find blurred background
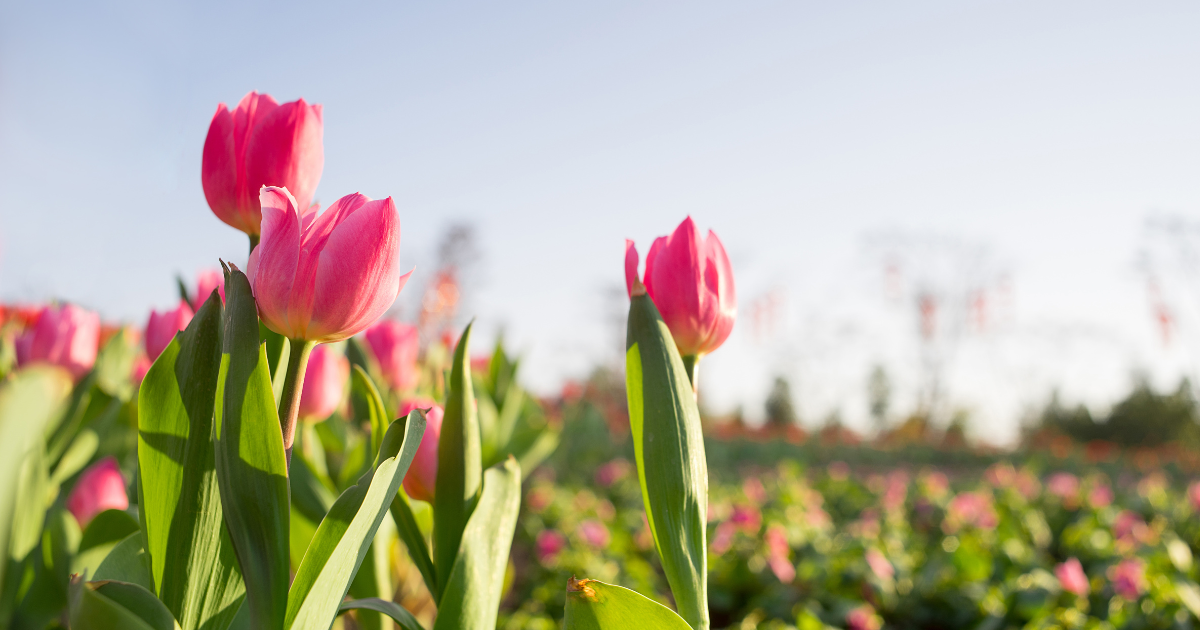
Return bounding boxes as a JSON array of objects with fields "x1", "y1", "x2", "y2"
[{"x1": 4, "y1": 0, "x2": 1200, "y2": 445}]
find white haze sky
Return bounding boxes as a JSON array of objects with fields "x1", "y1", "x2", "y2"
[{"x1": 3, "y1": 1, "x2": 1200, "y2": 443}]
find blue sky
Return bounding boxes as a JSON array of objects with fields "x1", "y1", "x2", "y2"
[{"x1": 3, "y1": 1, "x2": 1200, "y2": 441}]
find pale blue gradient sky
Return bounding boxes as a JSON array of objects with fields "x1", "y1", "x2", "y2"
[{"x1": 3, "y1": 1, "x2": 1200, "y2": 442}]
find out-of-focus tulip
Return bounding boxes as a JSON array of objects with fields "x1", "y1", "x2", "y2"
[
  {"x1": 624, "y1": 217, "x2": 736, "y2": 358},
  {"x1": 145, "y1": 301, "x2": 194, "y2": 361},
  {"x1": 1056, "y1": 558, "x2": 1089, "y2": 596},
  {"x1": 193, "y1": 269, "x2": 226, "y2": 311},
  {"x1": 1110, "y1": 558, "x2": 1146, "y2": 599},
  {"x1": 578, "y1": 520, "x2": 611, "y2": 548},
  {"x1": 536, "y1": 530, "x2": 567, "y2": 563},
  {"x1": 16, "y1": 304, "x2": 100, "y2": 379},
  {"x1": 846, "y1": 606, "x2": 883, "y2": 630},
  {"x1": 364, "y1": 320, "x2": 420, "y2": 392},
  {"x1": 132, "y1": 353, "x2": 152, "y2": 385},
  {"x1": 1047, "y1": 472, "x2": 1081, "y2": 504},
  {"x1": 66, "y1": 457, "x2": 128, "y2": 527},
  {"x1": 764, "y1": 524, "x2": 795, "y2": 583},
  {"x1": 866, "y1": 548, "x2": 894, "y2": 581},
  {"x1": 297, "y1": 344, "x2": 349, "y2": 422},
  {"x1": 399, "y1": 399, "x2": 443, "y2": 502},
  {"x1": 202, "y1": 92, "x2": 323, "y2": 238},
  {"x1": 944, "y1": 491, "x2": 998, "y2": 533},
  {"x1": 249, "y1": 187, "x2": 411, "y2": 343}
]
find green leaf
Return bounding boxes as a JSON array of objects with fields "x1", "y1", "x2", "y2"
[
  {"x1": 138, "y1": 290, "x2": 246, "y2": 630},
  {"x1": 625, "y1": 294, "x2": 709, "y2": 630},
  {"x1": 339, "y1": 598, "x2": 425, "y2": 630},
  {"x1": 48, "y1": 427, "x2": 99, "y2": 487},
  {"x1": 9, "y1": 444, "x2": 50, "y2": 561},
  {"x1": 431, "y1": 457, "x2": 521, "y2": 630},
  {"x1": 215, "y1": 264, "x2": 290, "y2": 630},
  {"x1": 14, "y1": 507, "x2": 79, "y2": 626},
  {"x1": 350, "y1": 365, "x2": 389, "y2": 466},
  {"x1": 390, "y1": 491, "x2": 436, "y2": 601},
  {"x1": 284, "y1": 411, "x2": 425, "y2": 630},
  {"x1": 346, "y1": 521, "x2": 394, "y2": 630},
  {"x1": 563, "y1": 579, "x2": 692, "y2": 630},
  {"x1": 95, "y1": 326, "x2": 140, "y2": 400},
  {"x1": 79, "y1": 509, "x2": 140, "y2": 553},
  {"x1": 94, "y1": 532, "x2": 153, "y2": 590},
  {"x1": 433, "y1": 322, "x2": 481, "y2": 601},
  {"x1": 289, "y1": 452, "x2": 336, "y2": 525},
  {"x1": 69, "y1": 576, "x2": 181, "y2": 630}
]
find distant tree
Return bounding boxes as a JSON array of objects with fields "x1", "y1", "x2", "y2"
[
  {"x1": 765, "y1": 376, "x2": 798, "y2": 427},
  {"x1": 867, "y1": 365, "x2": 892, "y2": 431},
  {"x1": 1030, "y1": 379, "x2": 1199, "y2": 447}
]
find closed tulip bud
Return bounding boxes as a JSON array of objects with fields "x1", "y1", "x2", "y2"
[
  {"x1": 145, "y1": 301, "x2": 194, "y2": 361},
  {"x1": 16, "y1": 304, "x2": 101, "y2": 379},
  {"x1": 66, "y1": 457, "x2": 129, "y2": 527},
  {"x1": 625, "y1": 217, "x2": 736, "y2": 358},
  {"x1": 249, "y1": 187, "x2": 411, "y2": 343},
  {"x1": 192, "y1": 269, "x2": 226, "y2": 311},
  {"x1": 202, "y1": 92, "x2": 323, "y2": 240},
  {"x1": 364, "y1": 320, "x2": 420, "y2": 392},
  {"x1": 297, "y1": 344, "x2": 349, "y2": 422},
  {"x1": 398, "y1": 398, "x2": 443, "y2": 502}
]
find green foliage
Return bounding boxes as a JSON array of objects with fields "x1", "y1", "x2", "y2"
[
  {"x1": 764, "y1": 376, "x2": 798, "y2": 428},
  {"x1": 1033, "y1": 378, "x2": 1200, "y2": 447},
  {"x1": 477, "y1": 339, "x2": 560, "y2": 474},
  {"x1": 563, "y1": 579, "x2": 691, "y2": 630}
]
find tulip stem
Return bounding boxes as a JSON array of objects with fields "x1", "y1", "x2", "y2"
[
  {"x1": 278, "y1": 338, "x2": 316, "y2": 465},
  {"x1": 682, "y1": 354, "x2": 699, "y2": 395},
  {"x1": 248, "y1": 233, "x2": 260, "y2": 255}
]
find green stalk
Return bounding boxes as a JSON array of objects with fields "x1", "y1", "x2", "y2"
[
  {"x1": 249, "y1": 233, "x2": 260, "y2": 255},
  {"x1": 681, "y1": 354, "x2": 699, "y2": 395},
  {"x1": 278, "y1": 338, "x2": 316, "y2": 464}
]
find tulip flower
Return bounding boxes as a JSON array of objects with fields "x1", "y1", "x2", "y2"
[
  {"x1": 398, "y1": 398, "x2": 443, "y2": 502},
  {"x1": 297, "y1": 344, "x2": 349, "y2": 422},
  {"x1": 145, "y1": 301, "x2": 194, "y2": 361},
  {"x1": 364, "y1": 320, "x2": 420, "y2": 392},
  {"x1": 193, "y1": 269, "x2": 226, "y2": 311},
  {"x1": 624, "y1": 216, "x2": 735, "y2": 386},
  {"x1": 1056, "y1": 557, "x2": 1089, "y2": 596},
  {"x1": 16, "y1": 304, "x2": 100, "y2": 379},
  {"x1": 249, "y1": 186, "x2": 411, "y2": 452},
  {"x1": 66, "y1": 457, "x2": 129, "y2": 527},
  {"x1": 1109, "y1": 558, "x2": 1146, "y2": 599},
  {"x1": 201, "y1": 92, "x2": 323, "y2": 246}
]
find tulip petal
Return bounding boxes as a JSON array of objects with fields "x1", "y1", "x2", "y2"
[
  {"x1": 251, "y1": 187, "x2": 304, "y2": 338},
  {"x1": 246, "y1": 99, "x2": 324, "y2": 214},
  {"x1": 201, "y1": 105, "x2": 246, "y2": 231},
  {"x1": 700, "y1": 230, "x2": 736, "y2": 354},
  {"x1": 624, "y1": 240, "x2": 640, "y2": 298}
]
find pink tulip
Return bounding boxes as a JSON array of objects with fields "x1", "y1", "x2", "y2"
[
  {"x1": 249, "y1": 187, "x2": 411, "y2": 343},
  {"x1": 536, "y1": 530, "x2": 567, "y2": 563},
  {"x1": 297, "y1": 344, "x2": 349, "y2": 422},
  {"x1": 399, "y1": 399, "x2": 443, "y2": 502},
  {"x1": 578, "y1": 520, "x2": 611, "y2": 548},
  {"x1": 1047, "y1": 472, "x2": 1080, "y2": 504},
  {"x1": 1056, "y1": 558, "x2": 1089, "y2": 596},
  {"x1": 364, "y1": 320, "x2": 420, "y2": 392},
  {"x1": 201, "y1": 92, "x2": 323, "y2": 237},
  {"x1": 846, "y1": 606, "x2": 882, "y2": 630},
  {"x1": 1109, "y1": 558, "x2": 1146, "y2": 599},
  {"x1": 624, "y1": 217, "x2": 736, "y2": 357},
  {"x1": 145, "y1": 301, "x2": 194, "y2": 361},
  {"x1": 193, "y1": 269, "x2": 226, "y2": 311},
  {"x1": 866, "y1": 548, "x2": 894, "y2": 581},
  {"x1": 16, "y1": 304, "x2": 100, "y2": 379},
  {"x1": 132, "y1": 353, "x2": 152, "y2": 384},
  {"x1": 66, "y1": 457, "x2": 128, "y2": 527}
]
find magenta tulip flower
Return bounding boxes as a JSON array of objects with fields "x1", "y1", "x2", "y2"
[
  {"x1": 66, "y1": 457, "x2": 128, "y2": 527},
  {"x1": 15, "y1": 304, "x2": 100, "y2": 379},
  {"x1": 398, "y1": 398, "x2": 443, "y2": 502},
  {"x1": 364, "y1": 320, "x2": 420, "y2": 392},
  {"x1": 145, "y1": 301, "x2": 194, "y2": 361},
  {"x1": 192, "y1": 269, "x2": 226, "y2": 311},
  {"x1": 1110, "y1": 558, "x2": 1146, "y2": 599},
  {"x1": 1056, "y1": 557, "x2": 1089, "y2": 596},
  {"x1": 297, "y1": 344, "x2": 349, "y2": 422},
  {"x1": 202, "y1": 92, "x2": 323, "y2": 241},
  {"x1": 625, "y1": 216, "x2": 735, "y2": 360}
]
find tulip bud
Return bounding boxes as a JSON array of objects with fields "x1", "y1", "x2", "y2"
[
  {"x1": 201, "y1": 92, "x2": 324, "y2": 239},
  {"x1": 66, "y1": 457, "x2": 129, "y2": 527},
  {"x1": 16, "y1": 304, "x2": 101, "y2": 379},
  {"x1": 192, "y1": 269, "x2": 226, "y2": 311},
  {"x1": 364, "y1": 320, "x2": 420, "y2": 392},
  {"x1": 145, "y1": 301, "x2": 194, "y2": 361},
  {"x1": 249, "y1": 187, "x2": 411, "y2": 343},
  {"x1": 297, "y1": 344, "x2": 349, "y2": 422},
  {"x1": 625, "y1": 217, "x2": 736, "y2": 359},
  {"x1": 398, "y1": 398, "x2": 443, "y2": 502}
]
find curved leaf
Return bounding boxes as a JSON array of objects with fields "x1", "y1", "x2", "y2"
[
  {"x1": 215, "y1": 264, "x2": 289, "y2": 630},
  {"x1": 390, "y1": 490, "x2": 436, "y2": 601},
  {"x1": 563, "y1": 579, "x2": 691, "y2": 630},
  {"x1": 285, "y1": 411, "x2": 425, "y2": 630},
  {"x1": 339, "y1": 598, "x2": 425, "y2": 630},
  {"x1": 69, "y1": 576, "x2": 181, "y2": 630},
  {"x1": 433, "y1": 322, "x2": 480, "y2": 601},
  {"x1": 94, "y1": 532, "x2": 153, "y2": 590},
  {"x1": 431, "y1": 457, "x2": 521, "y2": 630},
  {"x1": 350, "y1": 365, "x2": 389, "y2": 460},
  {"x1": 139, "y1": 290, "x2": 246, "y2": 630}
]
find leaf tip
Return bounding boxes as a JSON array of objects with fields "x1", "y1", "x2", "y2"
[{"x1": 567, "y1": 576, "x2": 598, "y2": 601}]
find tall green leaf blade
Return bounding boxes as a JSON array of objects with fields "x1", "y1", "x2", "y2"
[
  {"x1": 139, "y1": 291, "x2": 245, "y2": 630},
  {"x1": 69, "y1": 577, "x2": 181, "y2": 630},
  {"x1": 431, "y1": 457, "x2": 521, "y2": 630},
  {"x1": 563, "y1": 579, "x2": 692, "y2": 630},
  {"x1": 389, "y1": 491, "x2": 436, "y2": 600},
  {"x1": 339, "y1": 598, "x2": 425, "y2": 630},
  {"x1": 432, "y1": 322, "x2": 480, "y2": 601},
  {"x1": 625, "y1": 294, "x2": 709, "y2": 630},
  {"x1": 94, "y1": 532, "x2": 154, "y2": 589},
  {"x1": 215, "y1": 265, "x2": 290, "y2": 630},
  {"x1": 350, "y1": 365, "x2": 389, "y2": 465},
  {"x1": 285, "y1": 411, "x2": 425, "y2": 630}
]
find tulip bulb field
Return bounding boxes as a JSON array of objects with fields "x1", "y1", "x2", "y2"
[{"x1": 3, "y1": 90, "x2": 1200, "y2": 630}]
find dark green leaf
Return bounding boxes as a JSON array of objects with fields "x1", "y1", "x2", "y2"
[
  {"x1": 563, "y1": 579, "x2": 691, "y2": 630},
  {"x1": 390, "y1": 491, "x2": 436, "y2": 601},
  {"x1": 339, "y1": 598, "x2": 425, "y2": 630},
  {"x1": 350, "y1": 365, "x2": 389, "y2": 464},
  {"x1": 625, "y1": 294, "x2": 709, "y2": 630},
  {"x1": 69, "y1": 576, "x2": 181, "y2": 630},
  {"x1": 48, "y1": 427, "x2": 99, "y2": 487},
  {"x1": 431, "y1": 458, "x2": 521, "y2": 630},
  {"x1": 284, "y1": 411, "x2": 425, "y2": 630},
  {"x1": 94, "y1": 532, "x2": 153, "y2": 590},
  {"x1": 79, "y1": 509, "x2": 139, "y2": 553},
  {"x1": 215, "y1": 265, "x2": 289, "y2": 630},
  {"x1": 433, "y1": 322, "x2": 480, "y2": 601}
]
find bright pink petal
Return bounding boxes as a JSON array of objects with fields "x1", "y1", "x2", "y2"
[
  {"x1": 245, "y1": 98, "x2": 324, "y2": 215},
  {"x1": 624, "y1": 240, "x2": 640, "y2": 297},
  {"x1": 251, "y1": 187, "x2": 304, "y2": 338}
]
